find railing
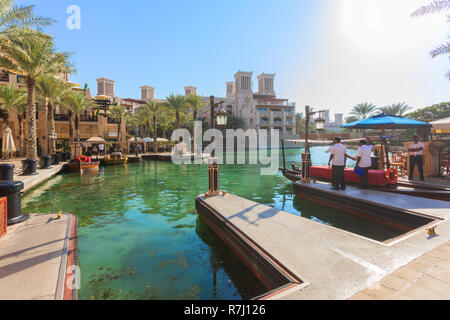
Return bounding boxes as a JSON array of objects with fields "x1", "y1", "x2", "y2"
[
  {"x1": 107, "y1": 118, "x2": 120, "y2": 124},
  {"x1": 80, "y1": 115, "x2": 98, "y2": 122},
  {"x1": 0, "y1": 197, "x2": 7, "y2": 239},
  {"x1": 273, "y1": 121, "x2": 284, "y2": 126},
  {"x1": 54, "y1": 114, "x2": 70, "y2": 121},
  {"x1": 0, "y1": 72, "x2": 9, "y2": 82}
]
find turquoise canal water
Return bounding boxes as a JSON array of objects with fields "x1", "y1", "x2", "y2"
[{"x1": 22, "y1": 147, "x2": 406, "y2": 300}]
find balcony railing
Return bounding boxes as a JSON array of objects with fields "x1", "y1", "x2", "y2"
[
  {"x1": 54, "y1": 114, "x2": 70, "y2": 121},
  {"x1": 273, "y1": 121, "x2": 284, "y2": 126},
  {"x1": 0, "y1": 72, "x2": 9, "y2": 82},
  {"x1": 107, "y1": 118, "x2": 120, "y2": 124},
  {"x1": 80, "y1": 115, "x2": 98, "y2": 122}
]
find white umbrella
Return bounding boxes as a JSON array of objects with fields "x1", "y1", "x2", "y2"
[
  {"x1": 2, "y1": 126, "x2": 16, "y2": 162},
  {"x1": 87, "y1": 137, "x2": 106, "y2": 143}
]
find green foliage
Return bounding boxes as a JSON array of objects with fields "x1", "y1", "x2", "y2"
[
  {"x1": 0, "y1": 0, "x2": 54, "y2": 35},
  {"x1": 0, "y1": 83, "x2": 26, "y2": 115},
  {"x1": 377, "y1": 103, "x2": 412, "y2": 117},
  {"x1": 406, "y1": 102, "x2": 450, "y2": 121},
  {"x1": 62, "y1": 91, "x2": 94, "y2": 115}
]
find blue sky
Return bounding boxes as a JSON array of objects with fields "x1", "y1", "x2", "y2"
[{"x1": 17, "y1": 0, "x2": 450, "y2": 116}]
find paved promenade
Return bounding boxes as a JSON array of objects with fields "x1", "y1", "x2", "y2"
[
  {"x1": 16, "y1": 163, "x2": 67, "y2": 193},
  {"x1": 350, "y1": 240, "x2": 450, "y2": 300},
  {"x1": 0, "y1": 213, "x2": 77, "y2": 300}
]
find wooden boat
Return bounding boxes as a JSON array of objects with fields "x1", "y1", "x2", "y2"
[
  {"x1": 102, "y1": 153, "x2": 128, "y2": 166},
  {"x1": 67, "y1": 161, "x2": 100, "y2": 174},
  {"x1": 127, "y1": 156, "x2": 142, "y2": 163},
  {"x1": 280, "y1": 168, "x2": 450, "y2": 202},
  {"x1": 280, "y1": 140, "x2": 450, "y2": 202}
]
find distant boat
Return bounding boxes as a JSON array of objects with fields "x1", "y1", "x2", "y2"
[{"x1": 102, "y1": 153, "x2": 128, "y2": 166}]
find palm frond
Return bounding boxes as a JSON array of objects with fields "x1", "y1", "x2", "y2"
[
  {"x1": 430, "y1": 42, "x2": 450, "y2": 58},
  {"x1": 411, "y1": 0, "x2": 450, "y2": 17}
]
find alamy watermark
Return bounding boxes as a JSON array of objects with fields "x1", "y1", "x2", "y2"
[
  {"x1": 66, "y1": 5, "x2": 81, "y2": 30},
  {"x1": 170, "y1": 122, "x2": 280, "y2": 175}
]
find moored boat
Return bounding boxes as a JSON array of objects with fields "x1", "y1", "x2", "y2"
[
  {"x1": 67, "y1": 156, "x2": 100, "y2": 174},
  {"x1": 102, "y1": 153, "x2": 128, "y2": 166}
]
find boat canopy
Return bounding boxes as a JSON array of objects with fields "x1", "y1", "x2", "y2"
[
  {"x1": 283, "y1": 137, "x2": 380, "y2": 145},
  {"x1": 341, "y1": 113, "x2": 432, "y2": 130}
]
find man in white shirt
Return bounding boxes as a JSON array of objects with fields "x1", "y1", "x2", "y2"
[
  {"x1": 328, "y1": 137, "x2": 349, "y2": 190},
  {"x1": 354, "y1": 137, "x2": 374, "y2": 189},
  {"x1": 408, "y1": 135, "x2": 425, "y2": 181},
  {"x1": 98, "y1": 143, "x2": 105, "y2": 156}
]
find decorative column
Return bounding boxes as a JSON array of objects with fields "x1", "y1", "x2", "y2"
[{"x1": 208, "y1": 158, "x2": 220, "y2": 196}]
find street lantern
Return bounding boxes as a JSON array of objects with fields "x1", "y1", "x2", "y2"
[
  {"x1": 216, "y1": 107, "x2": 228, "y2": 127},
  {"x1": 315, "y1": 113, "x2": 326, "y2": 132}
]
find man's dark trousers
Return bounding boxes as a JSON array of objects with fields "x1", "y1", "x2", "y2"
[
  {"x1": 409, "y1": 155, "x2": 424, "y2": 180},
  {"x1": 332, "y1": 165, "x2": 346, "y2": 189},
  {"x1": 360, "y1": 167, "x2": 370, "y2": 189}
]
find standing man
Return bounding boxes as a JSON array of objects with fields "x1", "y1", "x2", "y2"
[
  {"x1": 328, "y1": 137, "x2": 348, "y2": 191},
  {"x1": 353, "y1": 137, "x2": 374, "y2": 189},
  {"x1": 98, "y1": 143, "x2": 105, "y2": 157},
  {"x1": 408, "y1": 135, "x2": 425, "y2": 181}
]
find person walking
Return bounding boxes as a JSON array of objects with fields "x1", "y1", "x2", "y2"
[
  {"x1": 328, "y1": 137, "x2": 348, "y2": 191},
  {"x1": 353, "y1": 137, "x2": 374, "y2": 189},
  {"x1": 408, "y1": 135, "x2": 425, "y2": 181}
]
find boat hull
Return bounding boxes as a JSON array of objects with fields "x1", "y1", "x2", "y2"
[
  {"x1": 102, "y1": 157, "x2": 128, "y2": 166},
  {"x1": 67, "y1": 162, "x2": 100, "y2": 173},
  {"x1": 281, "y1": 169, "x2": 450, "y2": 202}
]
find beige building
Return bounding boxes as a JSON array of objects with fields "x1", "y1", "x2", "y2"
[
  {"x1": 200, "y1": 71, "x2": 297, "y2": 137},
  {"x1": 0, "y1": 70, "x2": 130, "y2": 157}
]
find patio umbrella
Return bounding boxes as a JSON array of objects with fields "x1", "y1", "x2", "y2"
[
  {"x1": 341, "y1": 113, "x2": 432, "y2": 169},
  {"x1": 2, "y1": 126, "x2": 16, "y2": 162},
  {"x1": 341, "y1": 113, "x2": 432, "y2": 130},
  {"x1": 87, "y1": 137, "x2": 106, "y2": 143},
  {"x1": 128, "y1": 137, "x2": 144, "y2": 143}
]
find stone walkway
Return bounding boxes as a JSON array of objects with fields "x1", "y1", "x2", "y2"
[
  {"x1": 15, "y1": 162, "x2": 68, "y2": 193},
  {"x1": 350, "y1": 241, "x2": 450, "y2": 300},
  {"x1": 0, "y1": 213, "x2": 77, "y2": 300}
]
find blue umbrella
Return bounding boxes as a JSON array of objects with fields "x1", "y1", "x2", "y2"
[{"x1": 341, "y1": 113, "x2": 432, "y2": 130}]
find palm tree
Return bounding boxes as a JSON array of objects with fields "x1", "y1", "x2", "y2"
[
  {"x1": 165, "y1": 94, "x2": 186, "y2": 129},
  {"x1": 186, "y1": 94, "x2": 205, "y2": 152},
  {"x1": 0, "y1": 28, "x2": 72, "y2": 160},
  {"x1": 0, "y1": 83, "x2": 26, "y2": 128},
  {"x1": 36, "y1": 75, "x2": 69, "y2": 155},
  {"x1": 14, "y1": 101, "x2": 26, "y2": 155},
  {"x1": 158, "y1": 109, "x2": 175, "y2": 139},
  {"x1": 412, "y1": 0, "x2": 450, "y2": 78},
  {"x1": 0, "y1": 0, "x2": 53, "y2": 35},
  {"x1": 62, "y1": 91, "x2": 94, "y2": 146},
  {"x1": 378, "y1": 103, "x2": 412, "y2": 117},
  {"x1": 350, "y1": 103, "x2": 377, "y2": 120},
  {"x1": 107, "y1": 104, "x2": 126, "y2": 152},
  {"x1": 141, "y1": 100, "x2": 164, "y2": 153}
]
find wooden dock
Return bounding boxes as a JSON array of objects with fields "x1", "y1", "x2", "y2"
[{"x1": 196, "y1": 186, "x2": 450, "y2": 300}]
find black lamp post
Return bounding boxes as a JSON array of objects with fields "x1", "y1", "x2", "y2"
[
  {"x1": 207, "y1": 98, "x2": 228, "y2": 197},
  {"x1": 302, "y1": 106, "x2": 326, "y2": 183}
]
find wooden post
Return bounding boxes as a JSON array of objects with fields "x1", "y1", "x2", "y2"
[{"x1": 282, "y1": 139, "x2": 286, "y2": 171}]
